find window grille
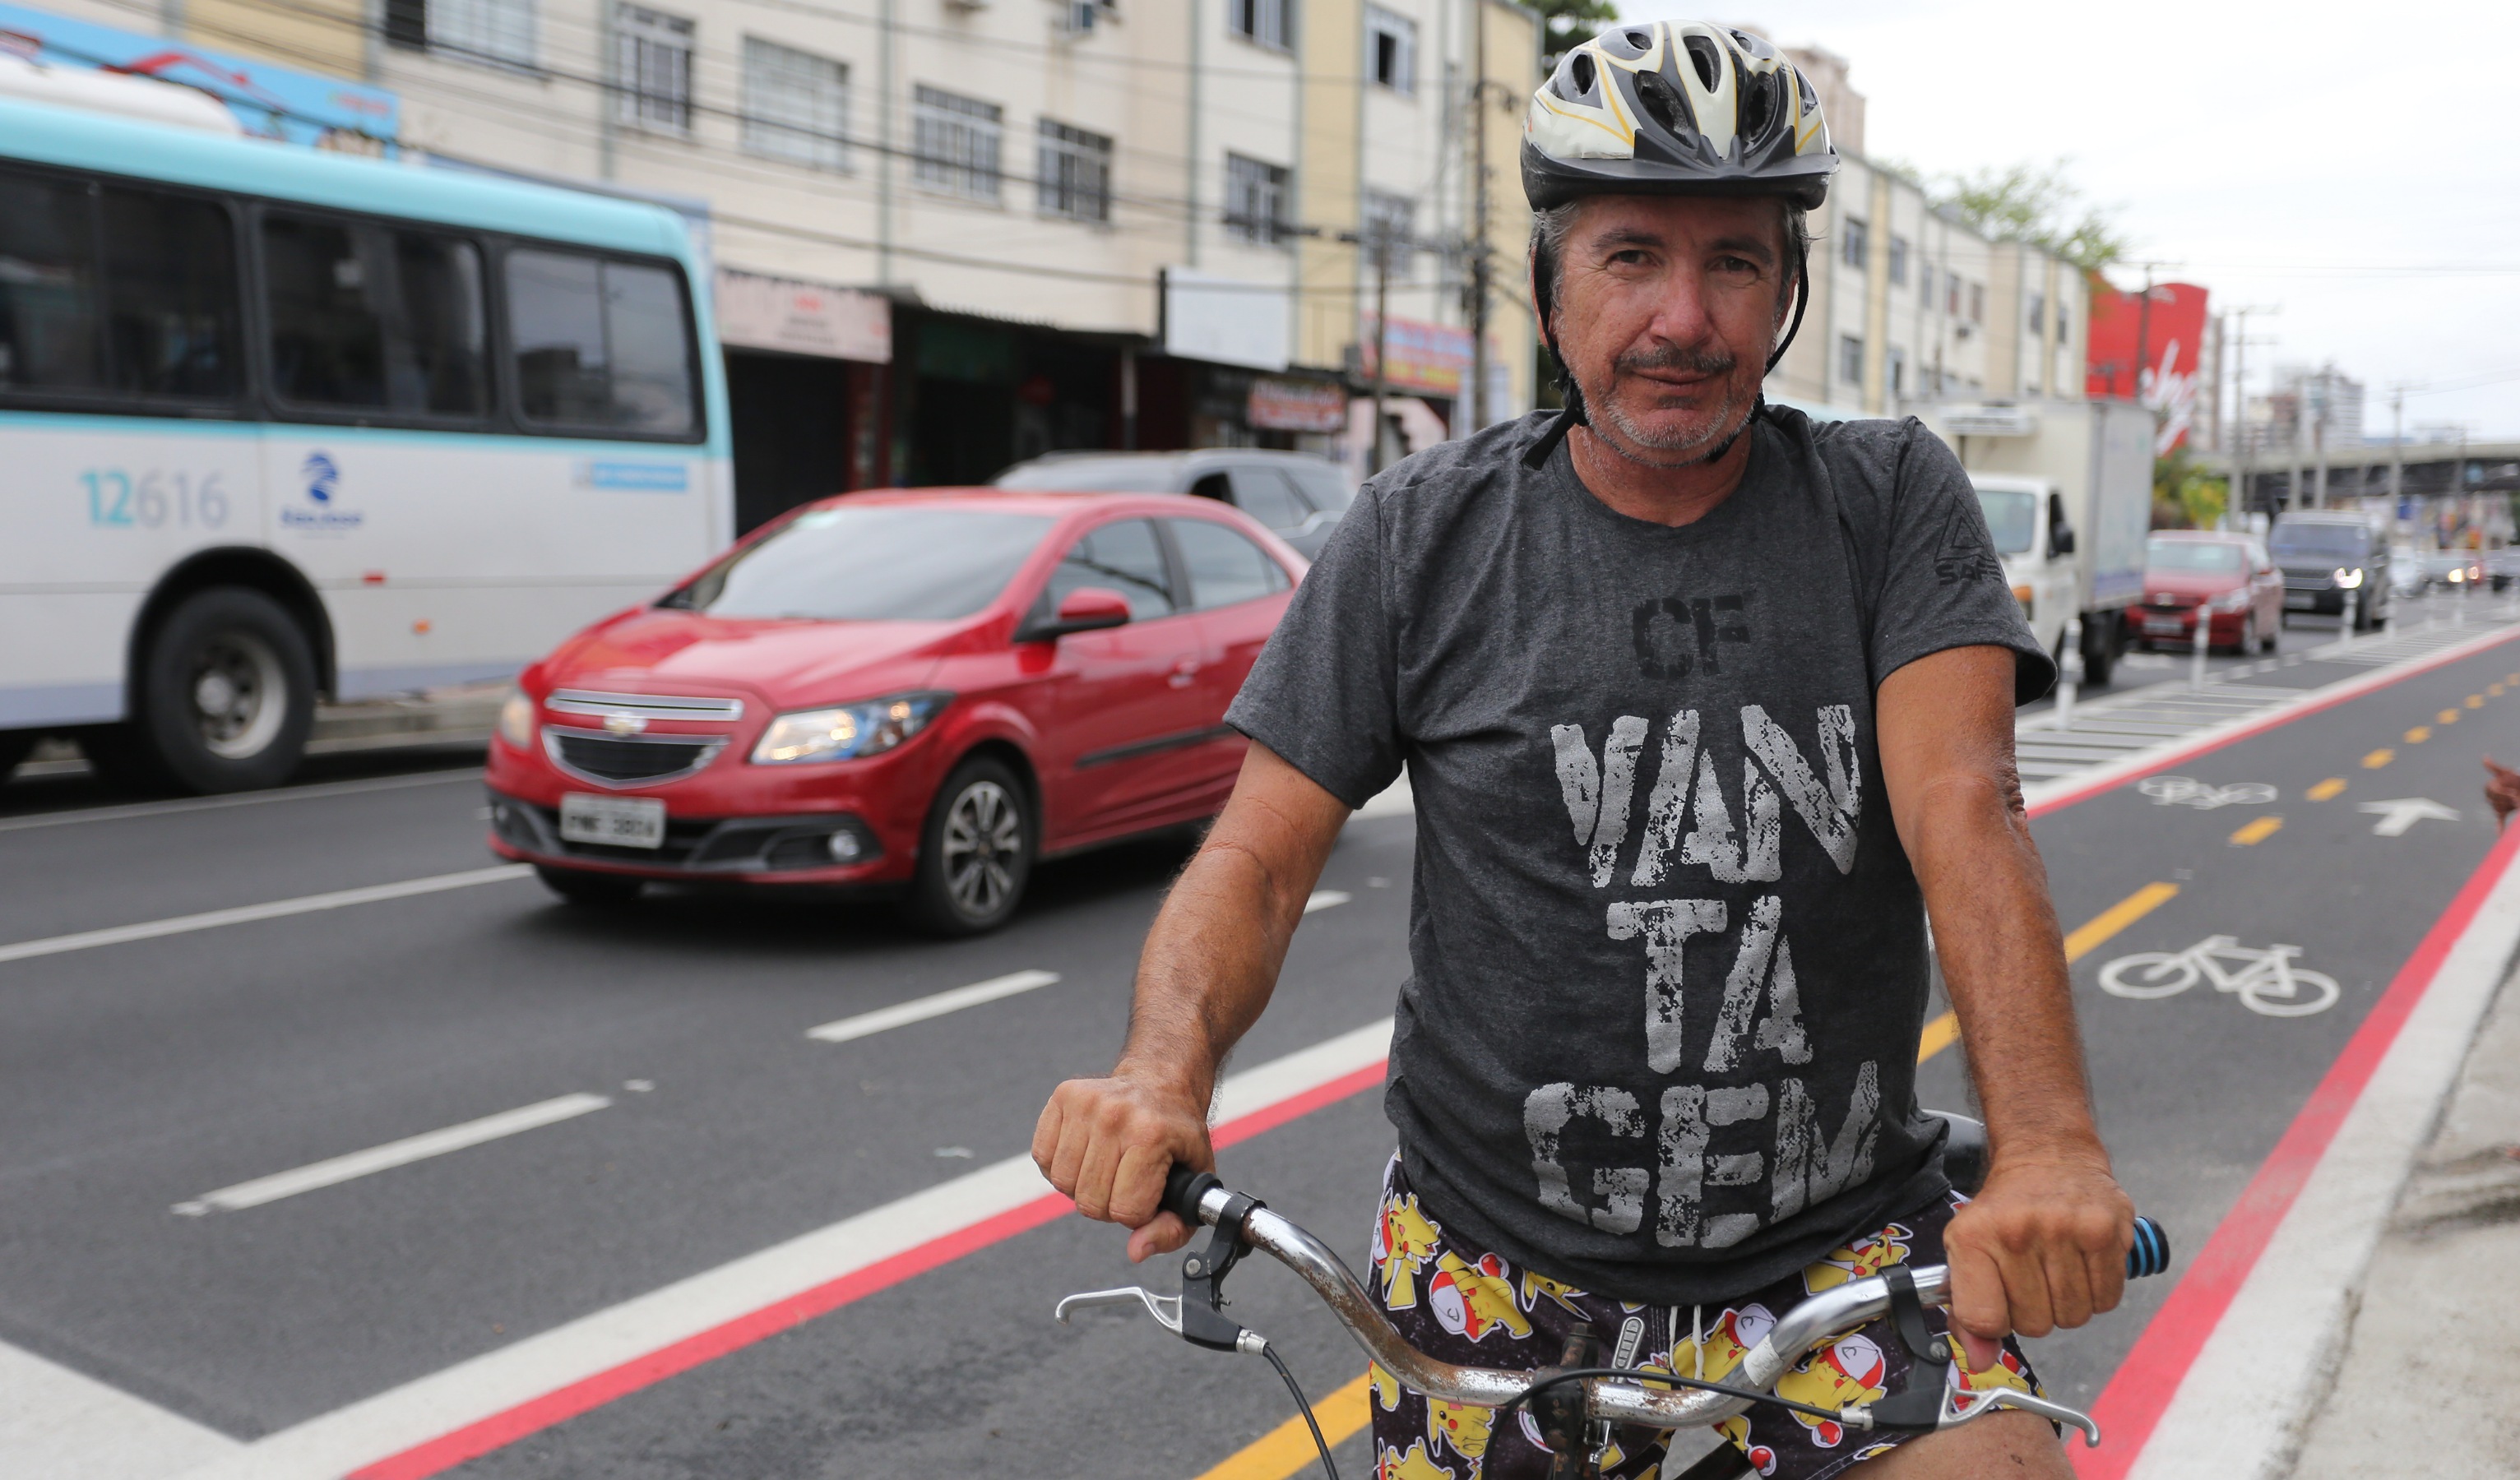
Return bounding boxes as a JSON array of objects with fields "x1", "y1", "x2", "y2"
[
  {"x1": 914, "y1": 86, "x2": 1004, "y2": 201},
  {"x1": 742, "y1": 39, "x2": 848, "y2": 171}
]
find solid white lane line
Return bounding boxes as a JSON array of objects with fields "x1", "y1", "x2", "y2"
[
  {"x1": 1304, "y1": 889, "x2": 1353, "y2": 913},
  {"x1": 804, "y1": 969, "x2": 1061, "y2": 1044},
  {"x1": 172, "y1": 1019, "x2": 1396, "y2": 1480},
  {"x1": 0, "y1": 1339, "x2": 240, "y2": 1478},
  {"x1": 0, "y1": 865, "x2": 532, "y2": 967},
  {"x1": 0, "y1": 769, "x2": 478, "y2": 835},
  {"x1": 172, "y1": 1094, "x2": 613, "y2": 1216}
]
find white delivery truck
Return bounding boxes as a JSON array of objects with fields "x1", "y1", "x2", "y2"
[{"x1": 1916, "y1": 400, "x2": 2156, "y2": 687}]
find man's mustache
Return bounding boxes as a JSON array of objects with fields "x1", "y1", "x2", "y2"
[{"x1": 1613, "y1": 343, "x2": 1737, "y2": 378}]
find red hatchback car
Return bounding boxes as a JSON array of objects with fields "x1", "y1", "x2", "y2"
[
  {"x1": 2126, "y1": 531, "x2": 2285, "y2": 656},
  {"x1": 484, "y1": 490, "x2": 1304, "y2": 933}
]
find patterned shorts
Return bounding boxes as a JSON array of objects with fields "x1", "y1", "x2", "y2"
[{"x1": 1365, "y1": 1157, "x2": 2046, "y2": 1480}]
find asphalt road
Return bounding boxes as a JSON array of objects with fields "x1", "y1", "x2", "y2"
[{"x1": 4, "y1": 597, "x2": 2517, "y2": 1479}]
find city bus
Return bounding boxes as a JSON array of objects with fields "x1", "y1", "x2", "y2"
[{"x1": 0, "y1": 95, "x2": 732, "y2": 793}]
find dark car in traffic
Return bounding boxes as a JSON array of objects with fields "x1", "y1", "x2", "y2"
[
  {"x1": 2271, "y1": 513, "x2": 2390, "y2": 631},
  {"x1": 992, "y1": 449, "x2": 1353, "y2": 558}
]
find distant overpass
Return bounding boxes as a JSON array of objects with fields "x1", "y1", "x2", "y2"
[{"x1": 2189, "y1": 437, "x2": 2520, "y2": 509}]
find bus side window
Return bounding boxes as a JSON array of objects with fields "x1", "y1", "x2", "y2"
[
  {"x1": 0, "y1": 169, "x2": 108, "y2": 395},
  {"x1": 262, "y1": 212, "x2": 489, "y2": 418},
  {"x1": 100, "y1": 188, "x2": 242, "y2": 400},
  {"x1": 505, "y1": 249, "x2": 696, "y2": 437}
]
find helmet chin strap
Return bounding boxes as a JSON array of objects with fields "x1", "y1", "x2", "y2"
[{"x1": 1522, "y1": 240, "x2": 1809, "y2": 474}]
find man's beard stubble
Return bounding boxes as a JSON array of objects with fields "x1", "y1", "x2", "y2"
[{"x1": 1581, "y1": 342, "x2": 1755, "y2": 469}]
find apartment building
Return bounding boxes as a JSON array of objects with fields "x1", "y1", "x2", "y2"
[{"x1": 23, "y1": 0, "x2": 1537, "y2": 520}]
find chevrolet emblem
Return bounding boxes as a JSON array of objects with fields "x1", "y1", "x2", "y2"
[{"x1": 603, "y1": 712, "x2": 647, "y2": 737}]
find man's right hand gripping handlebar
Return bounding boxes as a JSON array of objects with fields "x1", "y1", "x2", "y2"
[{"x1": 1031, "y1": 1069, "x2": 1216, "y2": 1265}]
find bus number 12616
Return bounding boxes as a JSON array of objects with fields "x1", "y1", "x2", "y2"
[{"x1": 82, "y1": 469, "x2": 230, "y2": 530}]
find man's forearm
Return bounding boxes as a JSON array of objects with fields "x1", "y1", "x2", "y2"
[
  {"x1": 1911, "y1": 775, "x2": 2105, "y2": 1161},
  {"x1": 1115, "y1": 830, "x2": 1313, "y2": 1102}
]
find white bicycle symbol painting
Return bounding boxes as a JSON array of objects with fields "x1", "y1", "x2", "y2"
[{"x1": 2098, "y1": 936, "x2": 2342, "y2": 1017}]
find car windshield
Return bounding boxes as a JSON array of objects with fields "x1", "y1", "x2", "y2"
[
  {"x1": 2146, "y1": 539, "x2": 2244, "y2": 573},
  {"x1": 662, "y1": 506, "x2": 1052, "y2": 621},
  {"x1": 1976, "y1": 488, "x2": 2036, "y2": 554},
  {"x1": 994, "y1": 458, "x2": 1184, "y2": 493},
  {"x1": 2271, "y1": 522, "x2": 2367, "y2": 560}
]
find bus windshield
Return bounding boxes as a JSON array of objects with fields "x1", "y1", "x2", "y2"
[
  {"x1": 665, "y1": 506, "x2": 1053, "y2": 622},
  {"x1": 1976, "y1": 488, "x2": 2037, "y2": 554}
]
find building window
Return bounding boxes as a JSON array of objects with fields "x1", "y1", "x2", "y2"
[
  {"x1": 387, "y1": 0, "x2": 537, "y2": 67},
  {"x1": 913, "y1": 85, "x2": 1003, "y2": 201},
  {"x1": 2027, "y1": 292, "x2": 2045, "y2": 335},
  {"x1": 1839, "y1": 216, "x2": 1867, "y2": 271},
  {"x1": 1038, "y1": 119, "x2": 1114, "y2": 223},
  {"x1": 1968, "y1": 282, "x2": 1984, "y2": 322},
  {"x1": 1887, "y1": 347, "x2": 1906, "y2": 398},
  {"x1": 1839, "y1": 334, "x2": 1863, "y2": 387},
  {"x1": 614, "y1": 4, "x2": 694, "y2": 133},
  {"x1": 2054, "y1": 306, "x2": 2068, "y2": 341},
  {"x1": 1225, "y1": 154, "x2": 1291, "y2": 245},
  {"x1": 1361, "y1": 189, "x2": 1415, "y2": 275},
  {"x1": 1888, "y1": 234, "x2": 1907, "y2": 288},
  {"x1": 1366, "y1": 5, "x2": 1415, "y2": 94},
  {"x1": 742, "y1": 39, "x2": 847, "y2": 171},
  {"x1": 1945, "y1": 271, "x2": 1960, "y2": 316},
  {"x1": 1228, "y1": 0, "x2": 1293, "y2": 50}
]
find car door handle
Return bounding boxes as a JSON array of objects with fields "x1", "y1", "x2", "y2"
[{"x1": 1168, "y1": 659, "x2": 1202, "y2": 688}]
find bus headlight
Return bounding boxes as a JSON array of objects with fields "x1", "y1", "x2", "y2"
[
  {"x1": 752, "y1": 693, "x2": 949, "y2": 764},
  {"x1": 2334, "y1": 567, "x2": 2365, "y2": 589},
  {"x1": 497, "y1": 687, "x2": 537, "y2": 749}
]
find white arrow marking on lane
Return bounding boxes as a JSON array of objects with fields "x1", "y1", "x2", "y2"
[{"x1": 2357, "y1": 798, "x2": 2462, "y2": 836}]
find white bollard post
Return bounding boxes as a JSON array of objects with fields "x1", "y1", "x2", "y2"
[
  {"x1": 2057, "y1": 616, "x2": 2084, "y2": 730},
  {"x1": 2193, "y1": 602, "x2": 2212, "y2": 689}
]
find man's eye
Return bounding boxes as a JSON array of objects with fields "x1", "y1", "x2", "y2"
[
  {"x1": 1609, "y1": 250, "x2": 1651, "y2": 266},
  {"x1": 1714, "y1": 256, "x2": 1759, "y2": 275}
]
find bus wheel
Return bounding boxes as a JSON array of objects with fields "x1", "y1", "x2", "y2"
[{"x1": 129, "y1": 588, "x2": 317, "y2": 794}]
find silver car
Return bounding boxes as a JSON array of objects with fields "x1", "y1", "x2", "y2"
[{"x1": 991, "y1": 449, "x2": 1354, "y2": 559}]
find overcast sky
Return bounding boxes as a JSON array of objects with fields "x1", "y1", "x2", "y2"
[{"x1": 1614, "y1": 0, "x2": 2520, "y2": 441}]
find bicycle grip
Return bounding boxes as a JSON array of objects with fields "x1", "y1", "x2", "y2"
[
  {"x1": 2126, "y1": 1216, "x2": 2171, "y2": 1279},
  {"x1": 1161, "y1": 1165, "x2": 1221, "y2": 1226}
]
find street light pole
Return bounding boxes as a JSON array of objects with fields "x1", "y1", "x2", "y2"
[{"x1": 1372, "y1": 233, "x2": 1392, "y2": 475}]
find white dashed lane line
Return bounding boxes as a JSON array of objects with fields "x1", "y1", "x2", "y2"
[
  {"x1": 804, "y1": 969, "x2": 1063, "y2": 1044},
  {"x1": 171, "y1": 1093, "x2": 614, "y2": 1216},
  {"x1": 0, "y1": 865, "x2": 534, "y2": 967}
]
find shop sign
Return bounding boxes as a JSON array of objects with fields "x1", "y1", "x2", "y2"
[
  {"x1": 1248, "y1": 377, "x2": 1347, "y2": 432},
  {"x1": 0, "y1": 0, "x2": 399, "y2": 150},
  {"x1": 1162, "y1": 268, "x2": 1290, "y2": 372},
  {"x1": 1355, "y1": 316, "x2": 1474, "y2": 396},
  {"x1": 716, "y1": 269, "x2": 892, "y2": 363}
]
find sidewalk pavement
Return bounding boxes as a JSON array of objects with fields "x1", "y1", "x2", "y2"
[{"x1": 2289, "y1": 964, "x2": 2520, "y2": 1478}]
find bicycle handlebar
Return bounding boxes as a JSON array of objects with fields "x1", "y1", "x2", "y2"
[{"x1": 1078, "y1": 1168, "x2": 2171, "y2": 1450}]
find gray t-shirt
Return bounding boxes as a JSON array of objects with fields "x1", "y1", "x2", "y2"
[{"x1": 1225, "y1": 405, "x2": 2051, "y2": 1305}]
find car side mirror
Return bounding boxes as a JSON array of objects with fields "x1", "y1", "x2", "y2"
[
  {"x1": 2050, "y1": 520, "x2": 2078, "y2": 557},
  {"x1": 1021, "y1": 586, "x2": 1133, "y2": 642}
]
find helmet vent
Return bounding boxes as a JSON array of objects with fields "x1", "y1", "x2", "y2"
[
  {"x1": 1684, "y1": 35, "x2": 1722, "y2": 92},
  {"x1": 1625, "y1": 29, "x2": 1650, "y2": 49},
  {"x1": 1741, "y1": 73, "x2": 1775, "y2": 137},
  {"x1": 1569, "y1": 51, "x2": 1596, "y2": 96},
  {"x1": 1633, "y1": 70, "x2": 1691, "y2": 137}
]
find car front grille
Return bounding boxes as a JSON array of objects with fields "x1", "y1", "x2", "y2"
[{"x1": 544, "y1": 729, "x2": 726, "y2": 786}]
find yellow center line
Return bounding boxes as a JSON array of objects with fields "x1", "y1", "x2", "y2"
[
  {"x1": 2407, "y1": 726, "x2": 2432, "y2": 743},
  {"x1": 2467, "y1": 695, "x2": 2485, "y2": 708},
  {"x1": 2438, "y1": 710, "x2": 2460, "y2": 725},
  {"x1": 2230, "y1": 816, "x2": 2284, "y2": 845},
  {"x1": 2365, "y1": 749, "x2": 2395, "y2": 769},
  {"x1": 2491, "y1": 684, "x2": 2506, "y2": 697},
  {"x1": 2307, "y1": 778, "x2": 2346, "y2": 801},
  {"x1": 1194, "y1": 1373, "x2": 1374, "y2": 1480},
  {"x1": 1193, "y1": 881, "x2": 2180, "y2": 1480}
]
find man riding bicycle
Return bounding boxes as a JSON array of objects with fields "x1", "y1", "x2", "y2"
[{"x1": 1038, "y1": 21, "x2": 2134, "y2": 1478}]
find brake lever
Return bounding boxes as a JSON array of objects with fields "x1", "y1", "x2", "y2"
[
  {"x1": 1944, "y1": 1385, "x2": 2102, "y2": 1448},
  {"x1": 1054, "y1": 1286, "x2": 1185, "y2": 1335}
]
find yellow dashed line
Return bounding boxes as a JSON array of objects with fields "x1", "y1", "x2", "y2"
[
  {"x1": 2439, "y1": 710, "x2": 2461, "y2": 725},
  {"x1": 2308, "y1": 778, "x2": 2347, "y2": 801},
  {"x1": 1918, "y1": 1011, "x2": 1961, "y2": 1063},
  {"x1": 2407, "y1": 726, "x2": 2432, "y2": 743},
  {"x1": 2230, "y1": 816, "x2": 2284, "y2": 845},
  {"x1": 2468, "y1": 695, "x2": 2485, "y2": 708},
  {"x1": 2365, "y1": 749, "x2": 2395, "y2": 768},
  {"x1": 2491, "y1": 683, "x2": 2507, "y2": 697},
  {"x1": 1194, "y1": 1373, "x2": 1374, "y2": 1480},
  {"x1": 2064, "y1": 882, "x2": 2182, "y2": 963}
]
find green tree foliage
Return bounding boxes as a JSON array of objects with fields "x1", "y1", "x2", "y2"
[
  {"x1": 1929, "y1": 161, "x2": 2129, "y2": 275},
  {"x1": 2152, "y1": 446, "x2": 2227, "y2": 530},
  {"x1": 1532, "y1": 0, "x2": 1620, "y2": 68}
]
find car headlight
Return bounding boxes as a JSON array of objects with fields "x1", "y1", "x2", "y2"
[
  {"x1": 751, "y1": 692, "x2": 949, "y2": 764},
  {"x1": 2334, "y1": 567, "x2": 2365, "y2": 589},
  {"x1": 497, "y1": 687, "x2": 536, "y2": 749}
]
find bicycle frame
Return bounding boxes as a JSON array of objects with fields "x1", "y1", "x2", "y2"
[{"x1": 1058, "y1": 1171, "x2": 2171, "y2": 1456}]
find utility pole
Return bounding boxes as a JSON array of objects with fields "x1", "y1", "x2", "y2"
[
  {"x1": 2388, "y1": 385, "x2": 2405, "y2": 506},
  {"x1": 1372, "y1": 232, "x2": 1392, "y2": 474},
  {"x1": 2226, "y1": 305, "x2": 2277, "y2": 527},
  {"x1": 2132, "y1": 263, "x2": 2156, "y2": 409}
]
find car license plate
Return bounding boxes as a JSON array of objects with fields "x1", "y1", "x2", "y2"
[
  {"x1": 2285, "y1": 593, "x2": 2316, "y2": 609},
  {"x1": 2144, "y1": 617, "x2": 2185, "y2": 636},
  {"x1": 560, "y1": 793, "x2": 666, "y2": 849}
]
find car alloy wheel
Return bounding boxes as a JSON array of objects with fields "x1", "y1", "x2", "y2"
[{"x1": 907, "y1": 756, "x2": 1034, "y2": 937}]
